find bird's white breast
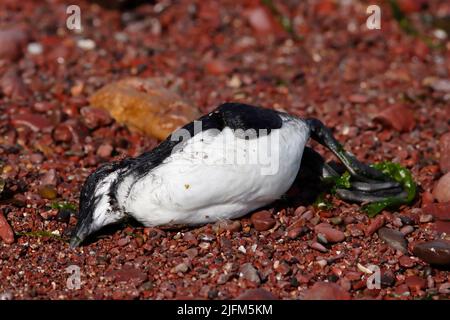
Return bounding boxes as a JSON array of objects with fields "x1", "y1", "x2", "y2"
[{"x1": 122, "y1": 116, "x2": 310, "y2": 226}]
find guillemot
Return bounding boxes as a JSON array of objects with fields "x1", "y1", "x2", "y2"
[{"x1": 69, "y1": 102, "x2": 407, "y2": 247}]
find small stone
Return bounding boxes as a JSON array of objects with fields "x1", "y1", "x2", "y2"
[
  {"x1": 399, "y1": 256, "x2": 415, "y2": 268},
  {"x1": 330, "y1": 216, "x2": 343, "y2": 225},
  {"x1": 348, "y1": 94, "x2": 369, "y2": 104},
  {"x1": 250, "y1": 210, "x2": 276, "y2": 231},
  {"x1": 303, "y1": 282, "x2": 350, "y2": 300},
  {"x1": 424, "y1": 77, "x2": 450, "y2": 93},
  {"x1": 204, "y1": 59, "x2": 230, "y2": 75},
  {"x1": 0, "y1": 211, "x2": 14, "y2": 244},
  {"x1": 38, "y1": 185, "x2": 58, "y2": 200},
  {"x1": 378, "y1": 227, "x2": 408, "y2": 253},
  {"x1": 317, "y1": 233, "x2": 328, "y2": 244},
  {"x1": 239, "y1": 263, "x2": 260, "y2": 284},
  {"x1": 56, "y1": 209, "x2": 73, "y2": 223},
  {"x1": 77, "y1": 38, "x2": 96, "y2": 50},
  {"x1": 400, "y1": 225, "x2": 414, "y2": 235},
  {"x1": 438, "y1": 283, "x2": 450, "y2": 294},
  {"x1": 243, "y1": 6, "x2": 280, "y2": 34},
  {"x1": 11, "y1": 114, "x2": 53, "y2": 132},
  {"x1": 380, "y1": 270, "x2": 395, "y2": 288},
  {"x1": 433, "y1": 172, "x2": 450, "y2": 203},
  {"x1": 171, "y1": 262, "x2": 189, "y2": 274},
  {"x1": 412, "y1": 240, "x2": 450, "y2": 266},
  {"x1": 0, "y1": 28, "x2": 28, "y2": 61},
  {"x1": 287, "y1": 226, "x2": 308, "y2": 240},
  {"x1": 438, "y1": 132, "x2": 450, "y2": 173},
  {"x1": 97, "y1": 144, "x2": 113, "y2": 158},
  {"x1": 310, "y1": 242, "x2": 328, "y2": 253},
  {"x1": 435, "y1": 221, "x2": 450, "y2": 235},
  {"x1": 80, "y1": 106, "x2": 113, "y2": 129},
  {"x1": 217, "y1": 273, "x2": 231, "y2": 285},
  {"x1": 0, "y1": 291, "x2": 13, "y2": 300},
  {"x1": 213, "y1": 220, "x2": 241, "y2": 233},
  {"x1": 314, "y1": 223, "x2": 345, "y2": 243},
  {"x1": 419, "y1": 214, "x2": 434, "y2": 223},
  {"x1": 117, "y1": 237, "x2": 130, "y2": 247},
  {"x1": 27, "y1": 42, "x2": 43, "y2": 55},
  {"x1": 89, "y1": 78, "x2": 200, "y2": 140},
  {"x1": 53, "y1": 124, "x2": 73, "y2": 143},
  {"x1": 374, "y1": 104, "x2": 416, "y2": 132},
  {"x1": 106, "y1": 266, "x2": 148, "y2": 285},
  {"x1": 41, "y1": 169, "x2": 57, "y2": 186},
  {"x1": 405, "y1": 275, "x2": 426, "y2": 290},
  {"x1": 365, "y1": 215, "x2": 385, "y2": 236},
  {"x1": 236, "y1": 288, "x2": 277, "y2": 300},
  {"x1": 423, "y1": 203, "x2": 450, "y2": 221}
]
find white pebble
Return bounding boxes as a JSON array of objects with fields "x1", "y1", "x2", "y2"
[
  {"x1": 77, "y1": 38, "x2": 96, "y2": 50},
  {"x1": 27, "y1": 42, "x2": 43, "y2": 55}
]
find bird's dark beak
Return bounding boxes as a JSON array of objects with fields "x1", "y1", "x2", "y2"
[{"x1": 69, "y1": 221, "x2": 90, "y2": 249}]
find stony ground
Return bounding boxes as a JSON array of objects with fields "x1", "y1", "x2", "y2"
[{"x1": 0, "y1": 0, "x2": 449, "y2": 300}]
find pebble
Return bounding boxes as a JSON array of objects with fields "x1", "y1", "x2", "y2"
[
  {"x1": 0, "y1": 291, "x2": 13, "y2": 300},
  {"x1": 250, "y1": 210, "x2": 276, "y2": 231},
  {"x1": 378, "y1": 227, "x2": 408, "y2": 253},
  {"x1": 77, "y1": 38, "x2": 96, "y2": 50},
  {"x1": 365, "y1": 215, "x2": 385, "y2": 236},
  {"x1": 399, "y1": 255, "x2": 415, "y2": 268},
  {"x1": 438, "y1": 283, "x2": 450, "y2": 294},
  {"x1": 400, "y1": 225, "x2": 414, "y2": 235},
  {"x1": 239, "y1": 263, "x2": 260, "y2": 284},
  {"x1": 97, "y1": 144, "x2": 113, "y2": 158},
  {"x1": 405, "y1": 275, "x2": 426, "y2": 290},
  {"x1": 433, "y1": 172, "x2": 450, "y2": 203},
  {"x1": 41, "y1": 169, "x2": 57, "y2": 186},
  {"x1": 56, "y1": 209, "x2": 72, "y2": 223},
  {"x1": 38, "y1": 185, "x2": 57, "y2": 200},
  {"x1": 27, "y1": 42, "x2": 43, "y2": 55},
  {"x1": 439, "y1": 132, "x2": 450, "y2": 173},
  {"x1": 423, "y1": 203, "x2": 450, "y2": 221},
  {"x1": 329, "y1": 216, "x2": 343, "y2": 225},
  {"x1": 317, "y1": 233, "x2": 328, "y2": 244},
  {"x1": 171, "y1": 262, "x2": 189, "y2": 274},
  {"x1": 424, "y1": 77, "x2": 450, "y2": 93},
  {"x1": 412, "y1": 240, "x2": 450, "y2": 266},
  {"x1": 80, "y1": 106, "x2": 113, "y2": 129},
  {"x1": 310, "y1": 241, "x2": 328, "y2": 253},
  {"x1": 105, "y1": 266, "x2": 148, "y2": 285},
  {"x1": 212, "y1": 220, "x2": 241, "y2": 233},
  {"x1": 53, "y1": 124, "x2": 73, "y2": 143},
  {"x1": 0, "y1": 211, "x2": 14, "y2": 244},
  {"x1": 89, "y1": 78, "x2": 200, "y2": 140},
  {"x1": 236, "y1": 288, "x2": 277, "y2": 300},
  {"x1": 374, "y1": 104, "x2": 416, "y2": 132},
  {"x1": 1, "y1": 68, "x2": 27, "y2": 99},
  {"x1": 314, "y1": 223, "x2": 345, "y2": 243},
  {"x1": 303, "y1": 282, "x2": 350, "y2": 300},
  {"x1": 0, "y1": 27, "x2": 28, "y2": 61},
  {"x1": 287, "y1": 226, "x2": 308, "y2": 240},
  {"x1": 11, "y1": 114, "x2": 53, "y2": 132},
  {"x1": 419, "y1": 214, "x2": 434, "y2": 223},
  {"x1": 243, "y1": 6, "x2": 279, "y2": 34}
]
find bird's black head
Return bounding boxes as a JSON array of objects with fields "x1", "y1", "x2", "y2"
[{"x1": 69, "y1": 162, "x2": 127, "y2": 248}]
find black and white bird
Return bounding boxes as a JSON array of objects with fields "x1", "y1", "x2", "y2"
[{"x1": 70, "y1": 103, "x2": 407, "y2": 247}]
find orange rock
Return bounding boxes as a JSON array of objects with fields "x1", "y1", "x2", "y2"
[
  {"x1": 0, "y1": 211, "x2": 14, "y2": 244},
  {"x1": 89, "y1": 78, "x2": 200, "y2": 140}
]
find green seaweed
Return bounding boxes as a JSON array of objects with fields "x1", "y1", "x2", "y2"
[
  {"x1": 49, "y1": 201, "x2": 77, "y2": 211},
  {"x1": 15, "y1": 230, "x2": 64, "y2": 241},
  {"x1": 362, "y1": 162, "x2": 416, "y2": 217}
]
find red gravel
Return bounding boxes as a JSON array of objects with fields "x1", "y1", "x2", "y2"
[{"x1": 0, "y1": 0, "x2": 449, "y2": 300}]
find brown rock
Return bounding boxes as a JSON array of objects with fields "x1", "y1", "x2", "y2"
[
  {"x1": 412, "y1": 240, "x2": 450, "y2": 266},
  {"x1": 38, "y1": 185, "x2": 57, "y2": 200},
  {"x1": 11, "y1": 114, "x2": 53, "y2": 132},
  {"x1": 303, "y1": 282, "x2": 351, "y2": 300},
  {"x1": 374, "y1": 104, "x2": 416, "y2": 132},
  {"x1": 105, "y1": 266, "x2": 148, "y2": 285},
  {"x1": 0, "y1": 211, "x2": 14, "y2": 244},
  {"x1": 236, "y1": 288, "x2": 277, "y2": 300},
  {"x1": 405, "y1": 275, "x2": 426, "y2": 290},
  {"x1": 0, "y1": 68, "x2": 28, "y2": 99},
  {"x1": 433, "y1": 172, "x2": 450, "y2": 203},
  {"x1": 53, "y1": 123, "x2": 73, "y2": 142},
  {"x1": 251, "y1": 210, "x2": 276, "y2": 231},
  {"x1": 434, "y1": 221, "x2": 450, "y2": 235},
  {"x1": 314, "y1": 223, "x2": 345, "y2": 243},
  {"x1": 378, "y1": 227, "x2": 408, "y2": 253},
  {"x1": 422, "y1": 202, "x2": 450, "y2": 221},
  {"x1": 399, "y1": 255, "x2": 415, "y2": 268},
  {"x1": 365, "y1": 215, "x2": 385, "y2": 236},
  {"x1": 0, "y1": 27, "x2": 28, "y2": 61},
  {"x1": 80, "y1": 106, "x2": 113, "y2": 129},
  {"x1": 243, "y1": 6, "x2": 281, "y2": 35},
  {"x1": 89, "y1": 77, "x2": 200, "y2": 140},
  {"x1": 439, "y1": 133, "x2": 450, "y2": 173}
]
